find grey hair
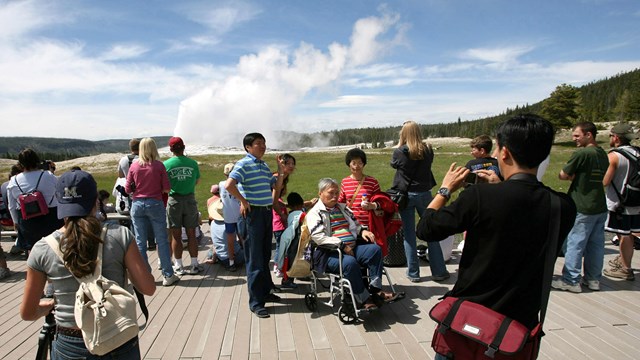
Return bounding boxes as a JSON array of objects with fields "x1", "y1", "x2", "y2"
[{"x1": 318, "y1": 178, "x2": 338, "y2": 192}]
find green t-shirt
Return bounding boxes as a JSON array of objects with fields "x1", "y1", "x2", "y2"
[
  {"x1": 563, "y1": 146, "x2": 609, "y2": 214},
  {"x1": 163, "y1": 156, "x2": 200, "y2": 196}
]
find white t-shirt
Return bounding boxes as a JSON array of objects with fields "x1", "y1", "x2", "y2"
[
  {"x1": 606, "y1": 146, "x2": 640, "y2": 215},
  {"x1": 117, "y1": 154, "x2": 138, "y2": 177},
  {"x1": 219, "y1": 180, "x2": 241, "y2": 224},
  {"x1": 7, "y1": 170, "x2": 58, "y2": 223}
]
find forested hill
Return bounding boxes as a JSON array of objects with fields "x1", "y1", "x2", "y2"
[
  {"x1": 0, "y1": 136, "x2": 171, "y2": 161},
  {"x1": 304, "y1": 68, "x2": 640, "y2": 147}
]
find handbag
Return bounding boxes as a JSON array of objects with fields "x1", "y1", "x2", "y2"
[
  {"x1": 429, "y1": 193, "x2": 561, "y2": 359},
  {"x1": 386, "y1": 188, "x2": 408, "y2": 210}
]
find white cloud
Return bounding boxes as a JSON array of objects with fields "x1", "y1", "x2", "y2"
[
  {"x1": 0, "y1": 0, "x2": 69, "y2": 40},
  {"x1": 319, "y1": 95, "x2": 381, "y2": 108},
  {"x1": 181, "y1": 2, "x2": 261, "y2": 34},
  {"x1": 459, "y1": 45, "x2": 534, "y2": 63},
  {"x1": 99, "y1": 44, "x2": 149, "y2": 61},
  {"x1": 174, "y1": 10, "x2": 404, "y2": 147}
]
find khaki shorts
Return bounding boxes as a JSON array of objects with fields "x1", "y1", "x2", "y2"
[{"x1": 166, "y1": 193, "x2": 199, "y2": 229}]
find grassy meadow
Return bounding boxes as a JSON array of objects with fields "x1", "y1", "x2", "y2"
[{"x1": 1, "y1": 132, "x2": 608, "y2": 217}]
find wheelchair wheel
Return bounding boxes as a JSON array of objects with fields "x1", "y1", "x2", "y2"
[
  {"x1": 338, "y1": 305, "x2": 357, "y2": 324},
  {"x1": 304, "y1": 293, "x2": 318, "y2": 311}
]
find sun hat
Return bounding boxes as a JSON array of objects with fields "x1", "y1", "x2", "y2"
[
  {"x1": 223, "y1": 162, "x2": 235, "y2": 176},
  {"x1": 611, "y1": 123, "x2": 639, "y2": 141},
  {"x1": 208, "y1": 198, "x2": 224, "y2": 222},
  {"x1": 55, "y1": 170, "x2": 98, "y2": 219}
]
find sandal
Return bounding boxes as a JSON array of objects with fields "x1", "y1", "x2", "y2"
[
  {"x1": 359, "y1": 297, "x2": 378, "y2": 311},
  {"x1": 377, "y1": 291, "x2": 403, "y2": 304}
]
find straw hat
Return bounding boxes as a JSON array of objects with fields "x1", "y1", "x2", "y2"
[{"x1": 208, "y1": 198, "x2": 224, "y2": 222}]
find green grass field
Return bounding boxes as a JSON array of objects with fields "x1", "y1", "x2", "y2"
[{"x1": 1, "y1": 133, "x2": 605, "y2": 217}]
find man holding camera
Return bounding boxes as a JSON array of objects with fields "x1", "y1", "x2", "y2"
[{"x1": 553, "y1": 121, "x2": 609, "y2": 292}]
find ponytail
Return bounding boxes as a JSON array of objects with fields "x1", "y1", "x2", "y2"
[{"x1": 59, "y1": 216, "x2": 103, "y2": 278}]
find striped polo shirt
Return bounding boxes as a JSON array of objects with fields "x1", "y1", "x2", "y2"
[{"x1": 229, "y1": 153, "x2": 276, "y2": 206}]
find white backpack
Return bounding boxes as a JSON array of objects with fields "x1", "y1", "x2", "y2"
[{"x1": 45, "y1": 227, "x2": 139, "y2": 355}]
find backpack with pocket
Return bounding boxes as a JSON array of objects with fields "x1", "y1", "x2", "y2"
[
  {"x1": 45, "y1": 227, "x2": 139, "y2": 356},
  {"x1": 611, "y1": 146, "x2": 640, "y2": 207},
  {"x1": 15, "y1": 171, "x2": 50, "y2": 220}
]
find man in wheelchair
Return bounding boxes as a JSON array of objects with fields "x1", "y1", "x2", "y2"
[{"x1": 306, "y1": 178, "x2": 402, "y2": 311}]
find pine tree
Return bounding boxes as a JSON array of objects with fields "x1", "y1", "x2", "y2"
[{"x1": 541, "y1": 84, "x2": 582, "y2": 128}]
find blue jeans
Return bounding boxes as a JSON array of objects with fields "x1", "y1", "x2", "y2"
[
  {"x1": 400, "y1": 191, "x2": 447, "y2": 279},
  {"x1": 130, "y1": 198, "x2": 173, "y2": 278},
  {"x1": 326, "y1": 243, "x2": 383, "y2": 304},
  {"x1": 238, "y1": 206, "x2": 274, "y2": 311},
  {"x1": 273, "y1": 229, "x2": 284, "y2": 265},
  {"x1": 52, "y1": 334, "x2": 140, "y2": 359},
  {"x1": 562, "y1": 211, "x2": 607, "y2": 284}
]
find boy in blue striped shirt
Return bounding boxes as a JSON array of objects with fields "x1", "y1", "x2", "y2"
[{"x1": 225, "y1": 133, "x2": 285, "y2": 318}]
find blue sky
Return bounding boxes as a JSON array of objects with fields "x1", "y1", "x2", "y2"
[{"x1": 1, "y1": 0, "x2": 639, "y2": 147}]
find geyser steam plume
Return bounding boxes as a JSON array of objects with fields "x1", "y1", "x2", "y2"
[{"x1": 174, "y1": 9, "x2": 405, "y2": 149}]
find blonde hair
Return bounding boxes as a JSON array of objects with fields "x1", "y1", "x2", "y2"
[
  {"x1": 398, "y1": 121, "x2": 428, "y2": 160},
  {"x1": 138, "y1": 137, "x2": 160, "y2": 165}
]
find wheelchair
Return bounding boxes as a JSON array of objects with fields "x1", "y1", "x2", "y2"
[{"x1": 303, "y1": 246, "x2": 399, "y2": 324}]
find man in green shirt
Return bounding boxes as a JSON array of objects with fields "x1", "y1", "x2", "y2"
[
  {"x1": 164, "y1": 137, "x2": 201, "y2": 275},
  {"x1": 553, "y1": 122, "x2": 609, "y2": 292}
]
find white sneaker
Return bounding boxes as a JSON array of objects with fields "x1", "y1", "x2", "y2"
[
  {"x1": 174, "y1": 267, "x2": 188, "y2": 276},
  {"x1": 551, "y1": 279, "x2": 582, "y2": 293},
  {"x1": 163, "y1": 274, "x2": 180, "y2": 286},
  {"x1": 187, "y1": 265, "x2": 202, "y2": 275},
  {"x1": 581, "y1": 279, "x2": 600, "y2": 291},
  {"x1": 273, "y1": 264, "x2": 282, "y2": 278}
]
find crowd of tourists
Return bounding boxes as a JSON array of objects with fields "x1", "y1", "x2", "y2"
[{"x1": 1, "y1": 114, "x2": 638, "y2": 358}]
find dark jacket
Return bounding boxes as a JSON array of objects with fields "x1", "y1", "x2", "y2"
[
  {"x1": 390, "y1": 145, "x2": 436, "y2": 192},
  {"x1": 417, "y1": 174, "x2": 576, "y2": 329}
]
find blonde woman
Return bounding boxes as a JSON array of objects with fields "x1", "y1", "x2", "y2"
[
  {"x1": 390, "y1": 121, "x2": 447, "y2": 283},
  {"x1": 125, "y1": 138, "x2": 179, "y2": 286}
]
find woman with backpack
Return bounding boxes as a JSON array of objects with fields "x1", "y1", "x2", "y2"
[
  {"x1": 6, "y1": 148, "x2": 63, "y2": 252},
  {"x1": 20, "y1": 169, "x2": 156, "y2": 359}
]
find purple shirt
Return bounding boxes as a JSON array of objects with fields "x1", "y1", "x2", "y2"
[{"x1": 126, "y1": 160, "x2": 170, "y2": 201}]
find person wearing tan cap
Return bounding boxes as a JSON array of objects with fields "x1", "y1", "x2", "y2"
[{"x1": 603, "y1": 123, "x2": 640, "y2": 281}]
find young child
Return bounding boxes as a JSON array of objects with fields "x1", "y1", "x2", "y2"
[
  {"x1": 464, "y1": 135, "x2": 500, "y2": 177},
  {"x1": 277, "y1": 192, "x2": 305, "y2": 288},
  {"x1": 272, "y1": 185, "x2": 288, "y2": 278}
]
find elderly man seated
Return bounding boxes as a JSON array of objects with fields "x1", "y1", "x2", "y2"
[{"x1": 306, "y1": 178, "x2": 401, "y2": 310}]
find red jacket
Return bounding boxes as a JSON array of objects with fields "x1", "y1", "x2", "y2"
[{"x1": 367, "y1": 192, "x2": 403, "y2": 256}]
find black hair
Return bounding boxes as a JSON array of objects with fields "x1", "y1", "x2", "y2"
[
  {"x1": 243, "y1": 133, "x2": 266, "y2": 152},
  {"x1": 18, "y1": 148, "x2": 40, "y2": 170},
  {"x1": 496, "y1": 114, "x2": 554, "y2": 169},
  {"x1": 9, "y1": 164, "x2": 23, "y2": 178},
  {"x1": 70, "y1": 166, "x2": 82, "y2": 171},
  {"x1": 282, "y1": 153, "x2": 296, "y2": 165},
  {"x1": 287, "y1": 192, "x2": 304, "y2": 207},
  {"x1": 345, "y1": 148, "x2": 367, "y2": 166}
]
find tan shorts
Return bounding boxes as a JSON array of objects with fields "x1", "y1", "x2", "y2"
[{"x1": 166, "y1": 193, "x2": 199, "y2": 229}]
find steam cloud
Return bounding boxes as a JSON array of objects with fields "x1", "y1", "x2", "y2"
[{"x1": 173, "y1": 9, "x2": 405, "y2": 149}]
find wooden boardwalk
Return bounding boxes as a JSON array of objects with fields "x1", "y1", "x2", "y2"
[{"x1": 1, "y1": 225, "x2": 639, "y2": 360}]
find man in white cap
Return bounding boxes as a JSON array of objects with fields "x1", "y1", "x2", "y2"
[{"x1": 603, "y1": 123, "x2": 639, "y2": 281}]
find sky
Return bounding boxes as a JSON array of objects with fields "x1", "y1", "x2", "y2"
[{"x1": 1, "y1": 0, "x2": 640, "y2": 148}]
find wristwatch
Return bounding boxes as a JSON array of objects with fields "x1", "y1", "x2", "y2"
[{"x1": 437, "y1": 187, "x2": 451, "y2": 200}]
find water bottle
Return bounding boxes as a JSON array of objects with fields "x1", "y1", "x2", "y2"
[{"x1": 361, "y1": 192, "x2": 369, "y2": 208}]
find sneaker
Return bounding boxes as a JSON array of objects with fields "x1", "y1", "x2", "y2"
[
  {"x1": 265, "y1": 293, "x2": 282, "y2": 302},
  {"x1": 432, "y1": 271, "x2": 450, "y2": 282},
  {"x1": 0, "y1": 268, "x2": 11, "y2": 280},
  {"x1": 280, "y1": 279, "x2": 298, "y2": 289},
  {"x1": 174, "y1": 267, "x2": 188, "y2": 276},
  {"x1": 581, "y1": 279, "x2": 600, "y2": 291},
  {"x1": 251, "y1": 307, "x2": 270, "y2": 318},
  {"x1": 273, "y1": 265, "x2": 282, "y2": 278},
  {"x1": 9, "y1": 245, "x2": 23, "y2": 255},
  {"x1": 226, "y1": 263, "x2": 238, "y2": 272},
  {"x1": 407, "y1": 277, "x2": 421, "y2": 283},
  {"x1": 187, "y1": 265, "x2": 202, "y2": 275},
  {"x1": 551, "y1": 279, "x2": 582, "y2": 293},
  {"x1": 608, "y1": 255, "x2": 622, "y2": 268},
  {"x1": 162, "y1": 274, "x2": 180, "y2": 286},
  {"x1": 603, "y1": 263, "x2": 635, "y2": 281}
]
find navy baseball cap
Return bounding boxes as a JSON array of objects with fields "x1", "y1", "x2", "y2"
[{"x1": 55, "y1": 170, "x2": 98, "y2": 219}]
